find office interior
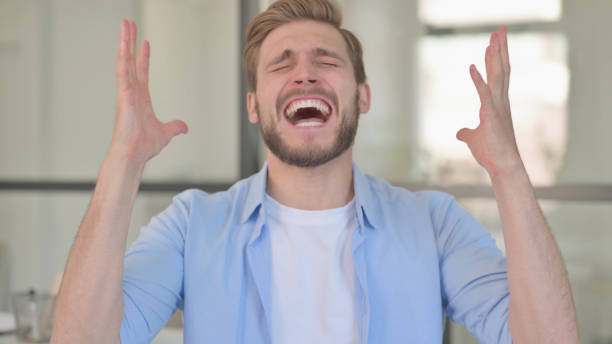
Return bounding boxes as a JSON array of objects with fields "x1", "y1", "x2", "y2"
[{"x1": 0, "y1": 0, "x2": 610, "y2": 343}]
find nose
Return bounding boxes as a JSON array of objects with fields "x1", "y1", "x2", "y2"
[{"x1": 292, "y1": 59, "x2": 319, "y2": 86}]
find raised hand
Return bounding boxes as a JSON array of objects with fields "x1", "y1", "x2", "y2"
[
  {"x1": 456, "y1": 27, "x2": 523, "y2": 179},
  {"x1": 111, "y1": 20, "x2": 188, "y2": 165}
]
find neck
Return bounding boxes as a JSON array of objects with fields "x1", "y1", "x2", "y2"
[{"x1": 266, "y1": 149, "x2": 355, "y2": 210}]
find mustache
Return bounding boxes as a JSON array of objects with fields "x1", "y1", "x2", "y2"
[{"x1": 276, "y1": 87, "x2": 338, "y2": 115}]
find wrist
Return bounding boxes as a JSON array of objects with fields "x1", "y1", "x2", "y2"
[
  {"x1": 106, "y1": 144, "x2": 148, "y2": 173},
  {"x1": 488, "y1": 158, "x2": 531, "y2": 190},
  {"x1": 486, "y1": 153, "x2": 526, "y2": 181},
  {"x1": 103, "y1": 147, "x2": 147, "y2": 183}
]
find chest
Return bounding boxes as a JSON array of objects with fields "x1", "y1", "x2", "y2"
[{"x1": 181, "y1": 219, "x2": 444, "y2": 342}]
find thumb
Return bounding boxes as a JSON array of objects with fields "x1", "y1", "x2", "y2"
[
  {"x1": 164, "y1": 119, "x2": 189, "y2": 138},
  {"x1": 456, "y1": 127, "x2": 475, "y2": 143}
]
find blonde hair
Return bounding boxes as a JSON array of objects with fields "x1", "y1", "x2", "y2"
[{"x1": 243, "y1": 0, "x2": 366, "y2": 91}]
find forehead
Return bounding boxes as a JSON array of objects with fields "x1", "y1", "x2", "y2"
[{"x1": 258, "y1": 20, "x2": 349, "y2": 64}]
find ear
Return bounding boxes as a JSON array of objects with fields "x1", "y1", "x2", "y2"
[
  {"x1": 357, "y1": 83, "x2": 371, "y2": 114},
  {"x1": 247, "y1": 91, "x2": 259, "y2": 124}
]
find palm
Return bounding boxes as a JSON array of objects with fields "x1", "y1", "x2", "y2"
[
  {"x1": 457, "y1": 27, "x2": 522, "y2": 178},
  {"x1": 111, "y1": 20, "x2": 188, "y2": 163}
]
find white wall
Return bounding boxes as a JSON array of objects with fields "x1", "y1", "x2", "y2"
[
  {"x1": 343, "y1": 0, "x2": 423, "y2": 182},
  {"x1": 561, "y1": 0, "x2": 612, "y2": 184},
  {"x1": 141, "y1": 0, "x2": 240, "y2": 182},
  {"x1": 0, "y1": 0, "x2": 240, "y2": 298}
]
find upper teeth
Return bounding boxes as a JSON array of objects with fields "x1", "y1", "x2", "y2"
[{"x1": 285, "y1": 99, "x2": 331, "y2": 118}]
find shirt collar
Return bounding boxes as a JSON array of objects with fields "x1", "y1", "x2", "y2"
[
  {"x1": 239, "y1": 161, "x2": 383, "y2": 230},
  {"x1": 352, "y1": 162, "x2": 383, "y2": 230},
  {"x1": 240, "y1": 161, "x2": 268, "y2": 224}
]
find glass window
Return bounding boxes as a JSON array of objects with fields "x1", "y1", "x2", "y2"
[
  {"x1": 0, "y1": 0, "x2": 241, "y2": 182},
  {"x1": 419, "y1": 0, "x2": 562, "y2": 26},
  {"x1": 0, "y1": 191, "x2": 174, "y2": 300},
  {"x1": 456, "y1": 198, "x2": 612, "y2": 344},
  {"x1": 417, "y1": 33, "x2": 569, "y2": 185}
]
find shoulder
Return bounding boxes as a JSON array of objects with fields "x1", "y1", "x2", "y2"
[
  {"x1": 170, "y1": 174, "x2": 259, "y2": 221},
  {"x1": 357, "y1": 172, "x2": 473, "y2": 236},
  {"x1": 361, "y1": 173, "x2": 457, "y2": 213}
]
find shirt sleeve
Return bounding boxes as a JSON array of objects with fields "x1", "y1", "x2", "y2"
[
  {"x1": 119, "y1": 192, "x2": 191, "y2": 344},
  {"x1": 431, "y1": 193, "x2": 513, "y2": 344}
]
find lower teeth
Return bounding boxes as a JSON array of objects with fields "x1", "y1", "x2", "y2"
[{"x1": 296, "y1": 121, "x2": 323, "y2": 127}]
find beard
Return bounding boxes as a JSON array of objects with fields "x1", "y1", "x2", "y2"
[{"x1": 257, "y1": 90, "x2": 360, "y2": 168}]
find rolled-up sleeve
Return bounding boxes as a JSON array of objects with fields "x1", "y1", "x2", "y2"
[
  {"x1": 120, "y1": 191, "x2": 191, "y2": 344},
  {"x1": 431, "y1": 193, "x2": 513, "y2": 344}
]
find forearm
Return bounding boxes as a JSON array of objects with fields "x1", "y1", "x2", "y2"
[
  {"x1": 490, "y1": 166, "x2": 579, "y2": 343},
  {"x1": 52, "y1": 151, "x2": 145, "y2": 343}
]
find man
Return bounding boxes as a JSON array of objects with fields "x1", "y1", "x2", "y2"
[{"x1": 52, "y1": 0, "x2": 579, "y2": 343}]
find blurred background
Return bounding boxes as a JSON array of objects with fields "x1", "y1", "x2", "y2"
[{"x1": 0, "y1": 0, "x2": 610, "y2": 343}]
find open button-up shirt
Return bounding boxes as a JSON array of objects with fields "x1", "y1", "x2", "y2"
[{"x1": 120, "y1": 163, "x2": 512, "y2": 343}]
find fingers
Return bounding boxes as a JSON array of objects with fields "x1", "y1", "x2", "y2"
[
  {"x1": 470, "y1": 64, "x2": 491, "y2": 107},
  {"x1": 485, "y1": 32, "x2": 505, "y2": 97},
  {"x1": 456, "y1": 127, "x2": 475, "y2": 143},
  {"x1": 163, "y1": 120, "x2": 189, "y2": 138},
  {"x1": 117, "y1": 20, "x2": 137, "y2": 89},
  {"x1": 116, "y1": 20, "x2": 130, "y2": 90},
  {"x1": 498, "y1": 27, "x2": 511, "y2": 93},
  {"x1": 129, "y1": 21, "x2": 137, "y2": 64},
  {"x1": 137, "y1": 40, "x2": 150, "y2": 84},
  {"x1": 129, "y1": 21, "x2": 139, "y2": 83},
  {"x1": 498, "y1": 27, "x2": 510, "y2": 73},
  {"x1": 117, "y1": 20, "x2": 149, "y2": 89}
]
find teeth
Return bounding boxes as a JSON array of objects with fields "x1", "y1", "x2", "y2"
[
  {"x1": 295, "y1": 121, "x2": 324, "y2": 127},
  {"x1": 285, "y1": 99, "x2": 331, "y2": 118}
]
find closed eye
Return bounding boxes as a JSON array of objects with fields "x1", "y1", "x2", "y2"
[{"x1": 271, "y1": 65, "x2": 290, "y2": 72}]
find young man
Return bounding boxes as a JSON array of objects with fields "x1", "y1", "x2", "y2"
[{"x1": 52, "y1": 0, "x2": 579, "y2": 343}]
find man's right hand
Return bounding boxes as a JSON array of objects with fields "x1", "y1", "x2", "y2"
[
  {"x1": 111, "y1": 20, "x2": 188, "y2": 165},
  {"x1": 51, "y1": 21, "x2": 189, "y2": 344}
]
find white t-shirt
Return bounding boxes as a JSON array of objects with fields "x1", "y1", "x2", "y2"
[{"x1": 264, "y1": 194, "x2": 359, "y2": 344}]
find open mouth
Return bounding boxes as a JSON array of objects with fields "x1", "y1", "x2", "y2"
[{"x1": 284, "y1": 98, "x2": 331, "y2": 127}]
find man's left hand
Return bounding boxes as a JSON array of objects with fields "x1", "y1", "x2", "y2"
[{"x1": 457, "y1": 27, "x2": 524, "y2": 179}]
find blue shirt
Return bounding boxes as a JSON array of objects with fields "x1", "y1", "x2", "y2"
[{"x1": 120, "y1": 163, "x2": 512, "y2": 343}]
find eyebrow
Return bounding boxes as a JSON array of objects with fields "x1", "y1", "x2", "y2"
[
  {"x1": 312, "y1": 48, "x2": 345, "y2": 63},
  {"x1": 266, "y1": 49, "x2": 293, "y2": 69},
  {"x1": 265, "y1": 48, "x2": 346, "y2": 69}
]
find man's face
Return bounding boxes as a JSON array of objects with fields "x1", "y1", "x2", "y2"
[{"x1": 247, "y1": 20, "x2": 370, "y2": 168}]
